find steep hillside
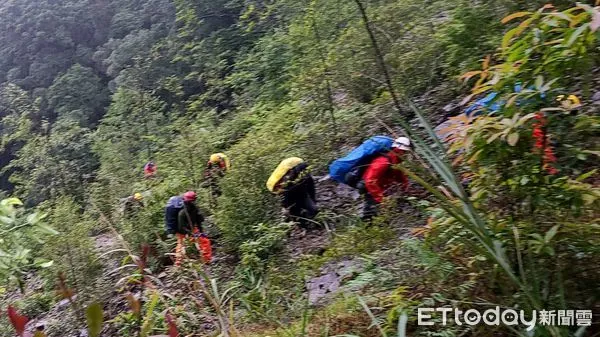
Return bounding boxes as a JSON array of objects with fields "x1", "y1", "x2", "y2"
[{"x1": 0, "y1": 0, "x2": 598, "y2": 336}]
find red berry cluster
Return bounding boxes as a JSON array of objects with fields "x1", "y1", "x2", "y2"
[{"x1": 532, "y1": 112, "x2": 558, "y2": 175}]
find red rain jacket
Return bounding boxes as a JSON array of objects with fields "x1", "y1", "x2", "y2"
[{"x1": 362, "y1": 152, "x2": 408, "y2": 203}]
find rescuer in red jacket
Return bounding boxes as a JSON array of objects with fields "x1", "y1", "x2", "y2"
[{"x1": 360, "y1": 137, "x2": 411, "y2": 220}]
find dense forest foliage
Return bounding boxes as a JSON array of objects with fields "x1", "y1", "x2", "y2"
[{"x1": 0, "y1": 0, "x2": 598, "y2": 336}]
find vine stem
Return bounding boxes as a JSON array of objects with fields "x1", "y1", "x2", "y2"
[{"x1": 352, "y1": 0, "x2": 414, "y2": 120}]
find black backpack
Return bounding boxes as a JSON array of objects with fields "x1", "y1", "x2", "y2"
[{"x1": 344, "y1": 153, "x2": 390, "y2": 190}]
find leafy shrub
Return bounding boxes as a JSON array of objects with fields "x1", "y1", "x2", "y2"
[
  {"x1": 239, "y1": 222, "x2": 292, "y2": 270},
  {"x1": 437, "y1": 1, "x2": 504, "y2": 76},
  {"x1": 214, "y1": 104, "x2": 310, "y2": 251},
  {"x1": 37, "y1": 197, "x2": 101, "y2": 298},
  {"x1": 15, "y1": 292, "x2": 54, "y2": 318},
  {"x1": 0, "y1": 198, "x2": 56, "y2": 289},
  {"x1": 417, "y1": 4, "x2": 600, "y2": 335}
]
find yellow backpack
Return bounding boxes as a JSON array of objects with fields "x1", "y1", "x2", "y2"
[{"x1": 266, "y1": 157, "x2": 304, "y2": 193}]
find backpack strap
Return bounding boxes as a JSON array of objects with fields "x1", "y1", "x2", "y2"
[{"x1": 182, "y1": 205, "x2": 196, "y2": 230}]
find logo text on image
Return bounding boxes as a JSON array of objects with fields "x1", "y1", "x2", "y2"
[{"x1": 418, "y1": 307, "x2": 592, "y2": 331}]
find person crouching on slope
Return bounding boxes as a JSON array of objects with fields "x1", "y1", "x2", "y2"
[
  {"x1": 175, "y1": 191, "x2": 211, "y2": 265},
  {"x1": 144, "y1": 161, "x2": 157, "y2": 178},
  {"x1": 267, "y1": 157, "x2": 319, "y2": 229},
  {"x1": 122, "y1": 192, "x2": 144, "y2": 219},
  {"x1": 204, "y1": 153, "x2": 230, "y2": 199},
  {"x1": 165, "y1": 195, "x2": 184, "y2": 236},
  {"x1": 360, "y1": 137, "x2": 411, "y2": 220}
]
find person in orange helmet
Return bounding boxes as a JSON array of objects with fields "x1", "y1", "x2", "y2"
[{"x1": 174, "y1": 191, "x2": 211, "y2": 265}]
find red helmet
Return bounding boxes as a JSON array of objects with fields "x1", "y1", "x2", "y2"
[{"x1": 183, "y1": 191, "x2": 197, "y2": 202}]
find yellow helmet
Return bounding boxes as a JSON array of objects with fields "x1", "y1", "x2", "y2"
[
  {"x1": 133, "y1": 193, "x2": 143, "y2": 201},
  {"x1": 567, "y1": 94, "x2": 581, "y2": 106},
  {"x1": 556, "y1": 94, "x2": 581, "y2": 110},
  {"x1": 209, "y1": 153, "x2": 231, "y2": 169}
]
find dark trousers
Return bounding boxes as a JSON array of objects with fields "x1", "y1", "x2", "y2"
[
  {"x1": 361, "y1": 193, "x2": 379, "y2": 221},
  {"x1": 282, "y1": 176, "x2": 318, "y2": 228},
  {"x1": 289, "y1": 194, "x2": 318, "y2": 219},
  {"x1": 208, "y1": 180, "x2": 221, "y2": 199}
]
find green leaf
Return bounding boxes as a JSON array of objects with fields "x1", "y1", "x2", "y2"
[
  {"x1": 0, "y1": 198, "x2": 23, "y2": 207},
  {"x1": 507, "y1": 41, "x2": 527, "y2": 61},
  {"x1": 26, "y1": 212, "x2": 46, "y2": 224},
  {"x1": 86, "y1": 302, "x2": 104, "y2": 337},
  {"x1": 566, "y1": 23, "x2": 590, "y2": 47},
  {"x1": 39, "y1": 261, "x2": 54, "y2": 268},
  {"x1": 576, "y1": 169, "x2": 597, "y2": 182},
  {"x1": 502, "y1": 27, "x2": 520, "y2": 50},
  {"x1": 502, "y1": 11, "x2": 532, "y2": 24},
  {"x1": 487, "y1": 132, "x2": 502, "y2": 144},
  {"x1": 535, "y1": 75, "x2": 544, "y2": 90},
  {"x1": 507, "y1": 132, "x2": 520, "y2": 146},
  {"x1": 582, "y1": 150, "x2": 600, "y2": 157},
  {"x1": 531, "y1": 233, "x2": 544, "y2": 241},
  {"x1": 26, "y1": 213, "x2": 37, "y2": 224},
  {"x1": 541, "y1": 78, "x2": 559, "y2": 92},
  {"x1": 546, "y1": 11, "x2": 572, "y2": 22},
  {"x1": 545, "y1": 18, "x2": 560, "y2": 27},
  {"x1": 544, "y1": 225, "x2": 560, "y2": 242},
  {"x1": 36, "y1": 223, "x2": 59, "y2": 235},
  {"x1": 582, "y1": 193, "x2": 597, "y2": 205},
  {"x1": 15, "y1": 248, "x2": 32, "y2": 260},
  {"x1": 141, "y1": 292, "x2": 160, "y2": 337},
  {"x1": 492, "y1": 240, "x2": 513, "y2": 274},
  {"x1": 0, "y1": 215, "x2": 14, "y2": 225}
]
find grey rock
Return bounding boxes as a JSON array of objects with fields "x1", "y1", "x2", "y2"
[
  {"x1": 306, "y1": 259, "x2": 365, "y2": 305},
  {"x1": 307, "y1": 272, "x2": 340, "y2": 305},
  {"x1": 56, "y1": 294, "x2": 77, "y2": 310},
  {"x1": 35, "y1": 321, "x2": 46, "y2": 330}
]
